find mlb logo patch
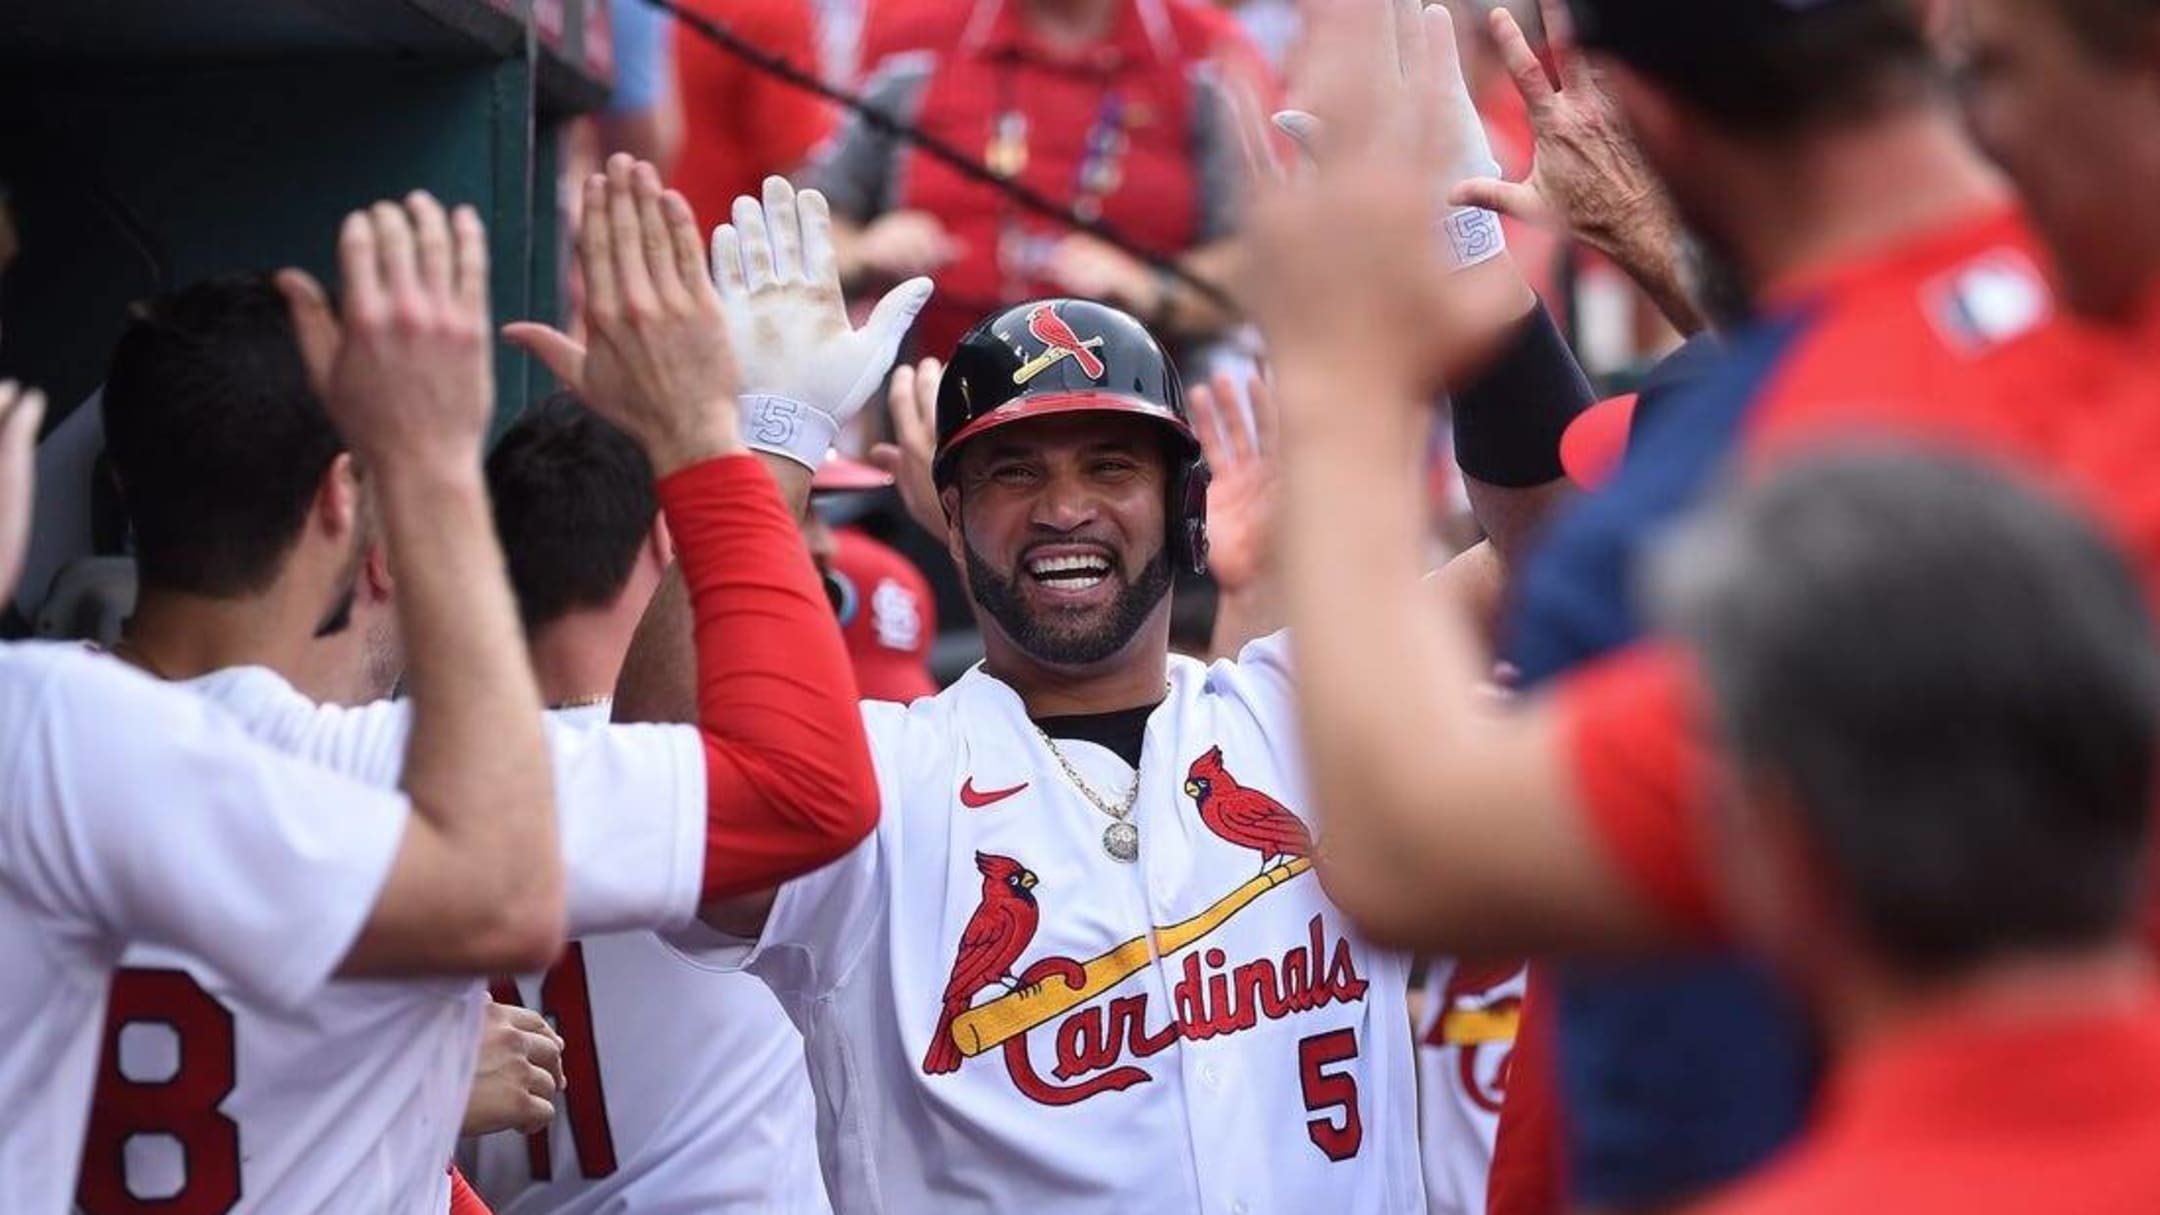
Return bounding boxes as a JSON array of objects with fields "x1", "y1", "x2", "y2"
[{"x1": 1926, "y1": 251, "x2": 2053, "y2": 355}]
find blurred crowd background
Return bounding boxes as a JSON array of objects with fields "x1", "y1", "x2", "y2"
[{"x1": 565, "y1": 0, "x2": 1675, "y2": 685}]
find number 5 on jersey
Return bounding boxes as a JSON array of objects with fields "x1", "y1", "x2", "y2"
[{"x1": 1298, "y1": 1028, "x2": 1363, "y2": 1162}]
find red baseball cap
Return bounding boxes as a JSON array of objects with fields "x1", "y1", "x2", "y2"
[
  {"x1": 1559, "y1": 394, "x2": 1638, "y2": 491},
  {"x1": 830, "y1": 528, "x2": 938, "y2": 702},
  {"x1": 811, "y1": 452, "x2": 894, "y2": 495}
]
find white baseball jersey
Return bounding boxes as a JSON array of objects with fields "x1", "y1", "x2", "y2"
[
  {"x1": 464, "y1": 703, "x2": 830, "y2": 1215},
  {"x1": 1417, "y1": 959, "x2": 1524, "y2": 1215},
  {"x1": 0, "y1": 643, "x2": 405, "y2": 1215},
  {"x1": 738, "y1": 632, "x2": 1426, "y2": 1214},
  {"x1": 74, "y1": 669, "x2": 708, "y2": 1215}
]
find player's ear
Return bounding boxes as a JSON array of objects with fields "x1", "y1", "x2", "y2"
[
  {"x1": 941, "y1": 485, "x2": 966, "y2": 567},
  {"x1": 316, "y1": 452, "x2": 360, "y2": 542},
  {"x1": 648, "y1": 512, "x2": 675, "y2": 569}
]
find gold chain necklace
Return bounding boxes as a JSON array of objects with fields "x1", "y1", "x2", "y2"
[
  {"x1": 549, "y1": 693, "x2": 613, "y2": 711},
  {"x1": 1033, "y1": 726, "x2": 1143, "y2": 864}
]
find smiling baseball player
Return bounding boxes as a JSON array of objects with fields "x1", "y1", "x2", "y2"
[{"x1": 622, "y1": 292, "x2": 1421, "y2": 1214}]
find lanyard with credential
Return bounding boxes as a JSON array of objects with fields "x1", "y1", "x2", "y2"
[{"x1": 989, "y1": 54, "x2": 1132, "y2": 300}]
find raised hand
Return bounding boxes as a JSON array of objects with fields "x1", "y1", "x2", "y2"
[
  {"x1": 868, "y1": 356, "x2": 947, "y2": 538},
  {"x1": 1242, "y1": 0, "x2": 1472, "y2": 399},
  {"x1": 0, "y1": 380, "x2": 45, "y2": 604},
  {"x1": 280, "y1": 192, "x2": 495, "y2": 473},
  {"x1": 709, "y1": 176, "x2": 934, "y2": 472},
  {"x1": 1186, "y1": 372, "x2": 1278, "y2": 595},
  {"x1": 1448, "y1": 0, "x2": 1702, "y2": 332},
  {"x1": 1270, "y1": 0, "x2": 1506, "y2": 271},
  {"x1": 504, "y1": 154, "x2": 746, "y2": 476}
]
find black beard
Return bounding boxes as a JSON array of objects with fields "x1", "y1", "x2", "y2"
[
  {"x1": 1680, "y1": 230, "x2": 1757, "y2": 330},
  {"x1": 964, "y1": 538, "x2": 1173, "y2": 667}
]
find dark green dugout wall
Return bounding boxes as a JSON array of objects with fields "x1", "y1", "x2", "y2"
[{"x1": 0, "y1": 0, "x2": 616, "y2": 434}]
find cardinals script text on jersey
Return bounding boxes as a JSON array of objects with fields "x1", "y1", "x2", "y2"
[{"x1": 735, "y1": 633, "x2": 1426, "y2": 1214}]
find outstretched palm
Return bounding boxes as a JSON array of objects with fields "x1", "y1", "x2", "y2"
[{"x1": 1188, "y1": 372, "x2": 1278, "y2": 594}]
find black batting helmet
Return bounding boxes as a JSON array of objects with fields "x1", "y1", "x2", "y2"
[{"x1": 933, "y1": 299, "x2": 1211, "y2": 574}]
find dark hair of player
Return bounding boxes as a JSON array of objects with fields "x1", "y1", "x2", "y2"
[
  {"x1": 486, "y1": 392, "x2": 658, "y2": 632},
  {"x1": 102, "y1": 273, "x2": 344, "y2": 598},
  {"x1": 1587, "y1": 1, "x2": 1937, "y2": 140},
  {"x1": 1653, "y1": 448, "x2": 2160, "y2": 978}
]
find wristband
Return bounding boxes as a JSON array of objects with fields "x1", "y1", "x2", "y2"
[
  {"x1": 1444, "y1": 206, "x2": 1507, "y2": 272},
  {"x1": 741, "y1": 393, "x2": 838, "y2": 472},
  {"x1": 1452, "y1": 302, "x2": 1594, "y2": 488}
]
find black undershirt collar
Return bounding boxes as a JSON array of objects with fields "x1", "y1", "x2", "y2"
[{"x1": 1031, "y1": 703, "x2": 1156, "y2": 767}]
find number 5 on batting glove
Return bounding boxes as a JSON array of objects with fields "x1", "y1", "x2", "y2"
[{"x1": 712, "y1": 176, "x2": 935, "y2": 470}]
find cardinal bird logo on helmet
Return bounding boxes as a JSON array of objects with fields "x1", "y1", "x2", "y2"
[{"x1": 1012, "y1": 302, "x2": 1108, "y2": 385}]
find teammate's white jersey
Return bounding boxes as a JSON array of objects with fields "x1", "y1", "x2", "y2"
[
  {"x1": 1416, "y1": 959, "x2": 1523, "y2": 1215},
  {"x1": 464, "y1": 704, "x2": 829, "y2": 1215},
  {"x1": 738, "y1": 633, "x2": 1426, "y2": 1214},
  {"x1": 0, "y1": 643, "x2": 405, "y2": 1215},
  {"x1": 75, "y1": 669, "x2": 708, "y2": 1215}
]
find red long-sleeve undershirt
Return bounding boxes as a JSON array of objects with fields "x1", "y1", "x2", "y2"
[
  {"x1": 657, "y1": 455, "x2": 880, "y2": 901},
  {"x1": 447, "y1": 1168, "x2": 492, "y2": 1215}
]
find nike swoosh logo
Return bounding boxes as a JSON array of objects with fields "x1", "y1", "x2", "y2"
[{"x1": 960, "y1": 778, "x2": 1028, "y2": 809}]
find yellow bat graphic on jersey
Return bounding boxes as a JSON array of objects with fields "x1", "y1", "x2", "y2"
[
  {"x1": 950, "y1": 857, "x2": 1315, "y2": 1057},
  {"x1": 1439, "y1": 1006, "x2": 1521, "y2": 1046}
]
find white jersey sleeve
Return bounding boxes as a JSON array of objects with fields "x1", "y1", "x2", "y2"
[
  {"x1": 6, "y1": 646, "x2": 407, "y2": 1010},
  {"x1": 186, "y1": 667, "x2": 709, "y2": 934},
  {"x1": 723, "y1": 700, "x2": 908, "y2": 998}
]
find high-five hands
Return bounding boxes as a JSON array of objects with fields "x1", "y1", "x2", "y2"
[
  {"x1": 278, "y1": 192, "x2": 496, "y2": 474},
  {"x1": 710, "y1": 176, "x2": 934, "y2": 472},
  {"x1": 869, "y1": 356, "x2": 947, "y2": 539},
  {"x1": 1241, "y1": 0, "x2": 1489, "y2": 401},
  {"x1": 505, "y1": 154, "x2": 748, "y2": 475},
  {"x1": 1448, "y1": 0, "x2": 1703, "y2": 333},
  {"x1": 1186, "y1": 373, "x2": 1278, "y2": 597},
  {"x1": 1270, "y1": 0, "x2": 1506, "y2": 272}
]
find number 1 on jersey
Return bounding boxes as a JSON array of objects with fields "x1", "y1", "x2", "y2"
[{"x1": 492, "y1": 943, "x2": 618, "y2": 1181}]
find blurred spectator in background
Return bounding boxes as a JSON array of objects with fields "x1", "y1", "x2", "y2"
[
  {"x1": 602, "y1": 0, "x2": 687, "y2": 168},
  {"x1": 816, "y1": 0, "x2": 1267, "y2": 361},
  {"x1": 674, "y1": 0, "x2": 835, "y2": 230},
  {"x1": 1651, "y1": 449, "x2": 2160, "y2": 1215},
  {"x1": 808, "y1": 454, "x2": 940, "y2": 700}
]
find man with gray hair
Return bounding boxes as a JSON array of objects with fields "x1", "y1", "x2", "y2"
[{"x1": 1646, "y1": 447, "x2": 2160, "y2": 1214}]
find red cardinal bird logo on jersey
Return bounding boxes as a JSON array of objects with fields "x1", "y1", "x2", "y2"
[
  {"x1": 923, "y1": 852, "x2": 1043, "y2": 1075},
  {"x1": 1184, "y1": 747, "x2": 1313, "y2": 872},
  {"x1": 1012, "y1": 302, "x2": 1107, "y2": 384}
]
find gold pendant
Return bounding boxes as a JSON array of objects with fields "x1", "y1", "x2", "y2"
[{"x1": 1103, "y1": 820, "x2": 1140, "y2": 863}]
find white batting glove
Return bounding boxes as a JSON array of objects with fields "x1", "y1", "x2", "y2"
[
  {"x1": 1272, "y1": 3, "x2": 1505, "y2": 270},
  {"x1": 710, "y1": 176, "x2": 935, "y2": 470}
]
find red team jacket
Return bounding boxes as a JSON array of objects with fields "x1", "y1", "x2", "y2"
[{"x1": 1499, "y1": 204, "x2": 2160, "y2": 1212}]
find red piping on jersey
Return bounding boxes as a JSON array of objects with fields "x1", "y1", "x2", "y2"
[{"x1": 658, "y1": 456, "x2": 880, "y2": 900}]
